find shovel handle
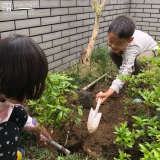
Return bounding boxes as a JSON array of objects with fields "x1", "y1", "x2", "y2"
[
  {"x1": 95, "y1": 91, "x2": 102, "y2": 113},
  {"x1": 82, "y1": 73, "x2": 107, "y2": 91},
  {"x1": 95, "y1": 98, "x2": 102, "y2": 113},
  {"x1": 40, "y1": 134, "x2": 70, "y2": 155}
]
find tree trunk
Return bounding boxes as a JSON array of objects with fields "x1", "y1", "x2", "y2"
[{"x1": 79, "y1": 0, "x2": 107, "y2": 67}]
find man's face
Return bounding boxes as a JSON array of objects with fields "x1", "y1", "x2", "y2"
[{"x1": 107, "y1": 32, "x2": 133, "y2": 55}]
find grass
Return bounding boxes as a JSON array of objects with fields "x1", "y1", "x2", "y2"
[
  {"x1": 20, "y1": 131, "x2": 53, "y2": 160},
  {"x1": 20, "y1": 44, "x2": 117, "y2": 160},
  {"x1": 56, "y1": 153, "x2": 106, "y2": 160}
]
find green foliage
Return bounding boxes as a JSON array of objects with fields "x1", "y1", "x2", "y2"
[
  {"x1": 123, "y1": 98, "x2": 135, "y2": 116},
  {"x1": 119, "y1": 56, "x2": 160, "y2": 108},
  {"x1": 114, "y1": 149, "x2": 131, "y2": 160},
  {"x1": 28, "y1": 72, "x2": 83, "y2": 130},
  {"x1": 114, "y1": 117, "x2": 160, "y2": 159},
  {"x1": 114, "y1": 122, "x2": 139, "y2": 148},
  {"x1": 92, "y1": 3, "x2": 103, "y2": 16},
  {"x1": 114, "y1": 43, "x2": 160, "y2": 160},
  {"x1": 91, "y1": 44, "x2": 112, "y2": 73},
  {"x1": 139, "y1": 142, "x2": 160, "y2": 160},
  {"x1": 153, "y1": 41, "x2": 160, "y2": 55}
]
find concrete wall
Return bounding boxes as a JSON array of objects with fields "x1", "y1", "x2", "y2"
[
  {"x1": 130, "y1": 0, "x2": 160, "y2": 41},
  {"x1": 0, "y1": 0, "x2": 159, "y2": 72}
]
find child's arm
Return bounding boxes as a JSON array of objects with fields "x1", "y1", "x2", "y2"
[
  {"x1": 31, "y1": 122, "x2": 52, "y2": 141},
  {"x1": 23, "y1": 115, "x2": 52, "y2": 141}
]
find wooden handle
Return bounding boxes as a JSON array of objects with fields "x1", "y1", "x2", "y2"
[
  {"x1": 82, "y1": 73, "x2": 107, "y2": 91},
  {"x1": 95, "y1": 91, "x2": 103, "y2": 113},
  {"x1": 95, "y1": 98, "x2": 102, "y2": 113}
]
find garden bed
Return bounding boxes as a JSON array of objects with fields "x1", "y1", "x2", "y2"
[
  {"x1": 33, "y1": 83, "x2": 142, "y2": 160},
  {"x1": 22, "y1": 44, "x2": 160, "y2": 159}
]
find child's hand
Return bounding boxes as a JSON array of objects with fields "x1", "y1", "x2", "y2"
[
  {"x1": 96, "y1": 92, "x2": 108, "y2": 104},
  {"x1": 39, "y1": 126, "x2": 52, "y2": 142},
  {"x1": 31, "y1": 122, "x2": 52, "y2": 142},
  {"x1": 96, "y1": 88, "x2": 115, "y2": 104}
]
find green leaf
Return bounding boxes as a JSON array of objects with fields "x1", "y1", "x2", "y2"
[
  {"x1": 78, "y1": 107, "x2": 83, "y2": 116},
  {"x1": 152, "y1": 149, "x2": 160, "y2": 158},
  {"x1": 116, "y1": 137, "x2": 122, "y2": 142},
  {"x1": 56, "y1": 111, "x2": 62, "y2": 123},
  {"x1": 74, "y1": 118, "x2": 81, "y2": 124}
]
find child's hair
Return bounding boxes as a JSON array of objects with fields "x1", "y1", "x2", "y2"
[
  {"x1": 108, "y1": 15, "x2": 136, "y2": 39},
  {"x1": 0, "y1": 34, "x2": 48, "y2": 102}
]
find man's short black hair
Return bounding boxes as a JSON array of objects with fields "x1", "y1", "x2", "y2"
[
  {"x1": 108, "y1": 15, "x2": 136, "y2": 39},
  {"x1": 0, "y1": 34, "x2": 48, "y2": 102}
]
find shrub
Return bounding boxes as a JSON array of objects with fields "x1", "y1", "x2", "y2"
[
  {"x1": 28, "y1": 72, "x2": 83, "y2": 131},
  {"x1": 114, "y1": 43, "x2": 160, "y2": 160}
]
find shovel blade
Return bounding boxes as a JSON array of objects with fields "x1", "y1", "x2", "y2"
[
  {"x1": 87, "y1": 108, "x2": 102, "y2": 133},
  {"x1": 75, "y1": 90, "x2": 93, "y2": 109}
]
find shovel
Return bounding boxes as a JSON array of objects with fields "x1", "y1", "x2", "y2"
[
  {"x1": 87, "y1": 97, "x2": 102, "y2": 133},
  {"x1": 76, "y1": 73, "x2": 107, "y2": 109}
]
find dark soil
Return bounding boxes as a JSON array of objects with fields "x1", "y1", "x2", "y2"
[{"x1": 35, "y1": 82, "x2": 143, "y2": 160}]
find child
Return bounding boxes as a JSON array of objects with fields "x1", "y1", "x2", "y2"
[
  {"x1": 0, "y1": 34, "x2": 52, "y2": 160},
  {"x1": 96, "y1": 15, "x2": 159, "y2": 103}
]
